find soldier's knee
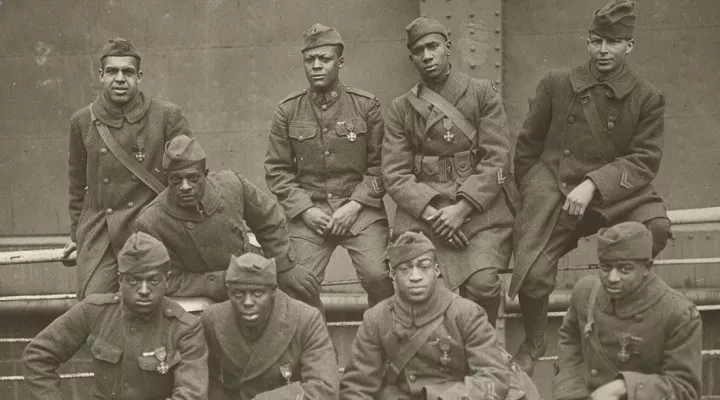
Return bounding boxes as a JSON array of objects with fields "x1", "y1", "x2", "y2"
[
  {"x1": 644, "y1": 217, "x2": 671, "y2": 257},
  {"x1": 521, "y1": 266, "x2": 557, "y2": 298},
  {"x1": 461, "y1": 270, "x2": 501, "y2": 301}
]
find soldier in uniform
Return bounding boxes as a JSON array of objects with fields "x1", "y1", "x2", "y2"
[
  {"x1": 202, "y1": 253, "x2": 339, "y2": 400},
  {"x1": 62, "y1": 38, "x2": 193, "y2": 299},
  {"x1": 340, "y1": 231, "x2": 539, "y2": 400},
  {"x1": 265, "y1": 23, "x2": 394, "y2": 308},
  {"x1": 553, "y1": 222, "x2": 702, "y2": 400},
  {"x1": 136, "y1": 136, "x2": 320, "y2": 303},
  {"x1": 510, "y1": 0, "x2": 672, "y2": 375},
  {"x1": 382, "y1": 17, "x2": 518, "y2": 325},
  {"x1": 24, "y1": 232, "x2": 208, "y2": 400}
]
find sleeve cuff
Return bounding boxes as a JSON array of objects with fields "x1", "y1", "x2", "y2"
[
  {"x1": 287, "y1": 201, "x2": 314, "y2": 221},
  {"x1": 618, "y1": 371, "x2": 657, "y2": 400}
]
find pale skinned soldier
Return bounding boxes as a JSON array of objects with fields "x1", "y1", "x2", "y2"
[
  {"x1": 63, "y1": 38, "x2": 193, "y2": 300},
  {"x1": 340, "y1": 231, "x2": 540, "y2": 400},
  {"x1": 265, "y1": 23, "x2": 394, "y2": 308},
  {"x1": 24, "y1": 232, "x2": 209, "y2": 400},
  {"x1": 136, "y1": 136, "x2": 320, "y2": 304},
  {"x1": 382, "y1": 18, "x2": 519, "y2": 326},
  {"x1": 510, "y1": 0, "x2": 672, "y2": 375},
  {"x1": 202, "y1": 253, "x2": 339, "y2": 400},
  {"x1": 553, "y1": 222, "x2": 702, "y2": 400}
]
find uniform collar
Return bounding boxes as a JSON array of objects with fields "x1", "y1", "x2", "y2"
[
  {"x1": 597, "y1": 273, "x2": 668, "y2": 318},
  {"x1": 159, "y1": 175, "x2": 222, "y2": 222},
  {"x1": 570, "y1": 62, "x2": 638, "y2": 100},
  {"x1": 91, "y1": 90, "x2": 152, "y2": 128},
  {"x1": 391, "y1": 285, "x2": 454, "y2": 329},
  {"x1": 416, "y1": 65, "x2": 469, "y2": 106},
  {"x1": 308, "y1": 80, "x2": 342, "y2": 108},
  {"x1": 422, "y1": 63, "x2": 452, "y2": 93}
]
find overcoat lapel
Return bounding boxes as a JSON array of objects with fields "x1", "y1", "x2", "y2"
[
  {"x1": 216, "y1": 302, "x2": 253, "y2": 370},
  {"x1": 423, "y1": 70, "x2": 470, "y2": 136},
  {"x1": 240, "y1": 291, "x2": 298, "y2": 383}
]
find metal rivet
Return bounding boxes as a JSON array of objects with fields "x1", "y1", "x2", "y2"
[
  {"x1": 495, "y1": 80, "x2": 501, "y2": 85},
  {"x1": 447, "y1": 30, "x2": 452, "y2": 36},
  {"x1": 469, "y1": 13, "x2": 475, "y2": 18},
  {"x1": 495, "y1": 46, "x2": 501, "y2": 51},
  {"x1": 495, "y1": 10, "x2": 501, "y2": 16},
  {"x1": 469, "y1": 30, "x2": 475, "y2": 35},
  {"x1": 495, "y1": 28, "x2": 501, "y2": 34},
  {"x1": 470, "y1": 46, "x2": 476, "y2": 52},
  {"x1": 470, "y1": 63, "x2": 476, "y2": 69},
  {"x1": 495, "y1": 62, "x2": 501, "y2": 68},
  {"x1": 446, "y1": 14, "x2": 452, "y2": 19}
]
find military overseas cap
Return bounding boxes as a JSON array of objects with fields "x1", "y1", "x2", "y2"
[
  {"x1": 405, "y1": 17, "x2": 448, "y2": 49},
  {"x1": 301, "y1": 23, "x2": 344, "y2": 53},
  {"x1": 589, "y1": 0, "x2": 636, "y2": 39},
  {"x1": 118, "y1": 232, "x2": 170, "y2": 274},
  {"x1": 385, "y1": 231, "x2": 436, "y2": 268},
  {"x1": 597, "y1": 221, "x2": 652, "y2": 261},
  {"x1": 162, "y1": 135, "x2": 207, "y2": 170},
  {"x1": 225, "y1": 253, "x2": 277, "y2": 286},
  {"x1": 100, "y1": 37, "x2": 141, "y2": 63}
]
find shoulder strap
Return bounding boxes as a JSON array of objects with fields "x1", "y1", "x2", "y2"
[
  {"x1": 578, "y1": 92, "x2": 617, "y2": 162},
  {"x1": 278, "y1": 89, "x2": 307, "y2": 105},
  {"x1": 90, "y1": 106, "x2": 165, "y2": 195},
  {"x1": 417, "y1": 85, "x2": 476, "y2": 141},
  {"x1": 384, "y1": 314, "x2": 445, "y2": 385},
  {"x1": 344, "y1": 86, "x2": 376, "y2": 99}
]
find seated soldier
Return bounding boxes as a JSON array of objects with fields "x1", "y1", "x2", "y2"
[
  {"x1": 202, "y1": 253, "x2": 338, "y2": 400},
  {"x1": 136, "y1": 135, "x2": 320, "y2": 306},
  {"x1": 340, "y1": 231, "x2": 539, "y2": 400},
  {"x1": 553, "y1": 222, "x2": 702, "y2": 400},
  {"x1": 23, "y1": 232, "x2": 208, "y2": 400}
]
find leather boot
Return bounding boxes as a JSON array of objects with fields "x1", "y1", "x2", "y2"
[
  {"x1": 476, "y1": 294, "x2": 502, "y2": 328},
  {"x1": 512, "y1": 293, "x2": 549, "y2": 376}
]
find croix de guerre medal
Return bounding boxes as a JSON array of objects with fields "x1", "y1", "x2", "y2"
[
  {"x1": 155, "y1": 346, "x2": 169, "y2": 374},
  {"x1": 617, "y1": 333, "x2": 643, "y2": 363},
  {"x1": 438, "y1": 336, "x2": 452, "y2": 366},
  {"x1": 132, "y1": 130, "x2": 146, "y2": 162},
  {"x1": 280, "y1": 364, "x2": 292, "y2": 385},
  {"x1": 442, "y1": 118, "x2": 454, "y2": 142},
  {"x1": 345, "y1": 121, "x2": 357, "y2": 142}
]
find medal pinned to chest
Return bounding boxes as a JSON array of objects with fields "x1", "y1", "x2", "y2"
[
  {"x1": 617, "y1": 333, "x2": 643, "y2": 363},
  {"x1": 280, "y1": 364, "x2": 293, "y2": 385},
  {"x1": 432, "y1": 336, "x2": 452, "y2": 368},
  {"x1": 142, "y1": 346, "x2": 169, "y2": 374},
  {"x1": 344, "y1": 121, "x2": 357, "y2": 142},
  {"x1": 442, "y1": 117, "x2": 455, "y2": 143}
]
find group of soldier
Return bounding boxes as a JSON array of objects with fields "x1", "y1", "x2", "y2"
[{"x1": 20, "y1": 0, "x2": 704, "y2": 399}]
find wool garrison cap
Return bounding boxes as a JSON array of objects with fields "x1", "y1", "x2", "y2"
[
  {"x1": 301, "y1": 23, "x2": 344, "y2": 53},
  {"x1": 162, "y1": 135, "x2": 206, "y2": 170},
  {"x1": 118, "y1": 232, "x2": 170, "y2": 274},
  {"x1": 225, "y1": 253, "x2": 277, "y2": 286},
  {"x1": 100, "y1": 37, "x2": 141, "y2": 63},
  {"x1": 597, "y1": 221, "x2": 652, "y2": 261},
  {"x1": 405, "y1": 17, "x2": 448, "y2": 48},
  {"x1": 385, "y1": 231, "x2": 436, "y2": 268},
  {"x1": 589, "y1": 0, "x2": 636, "y2": 39}
]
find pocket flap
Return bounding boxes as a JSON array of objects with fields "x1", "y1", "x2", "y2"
[
  {"x1": 335, "y1": 119, "x2": 367, "y2": 136},
  {"x1": 454, "y1": 151, "x2": 473, "y2": 173},
  {"x1": 137, "y1": 349, "x2": 182, "y2": 372},
  {"x1": 288, "y1": 125, "x2": 317, "y2": 141},
  {"x1": 89, "y1": 335, "x2": 123, "y2": 364},
  {"x1": 421, "y1": 156, "x2": 439, "y2": 175}
]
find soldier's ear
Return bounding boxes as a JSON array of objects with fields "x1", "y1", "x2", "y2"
[
  {"x1": 445, "y1": 40, "x2": 452, "y2": 56},
  {"x1": 137, "y1": 70, "x2": 143, "y2": 83},
  {"x1": 625, "y1": 39, "x2": 634, "y2": 55}
]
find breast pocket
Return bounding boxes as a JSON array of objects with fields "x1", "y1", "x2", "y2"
[
  {"x1": 137, "y1": 349, "x2": 182, "y2": 395},
  {"x1": 288, "y1": 125, "x2": 319, "y2": 170},
  {"x1": 88, "y1": 335, "x2": 123, "y2": 395},
  {"x1": 334, "y1": 119, "x2": 369, "y2": 167}
]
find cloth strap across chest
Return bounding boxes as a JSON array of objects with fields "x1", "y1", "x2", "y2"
[
  {"x1": 415, "y1": 85, "x2": 477, "y2": 141},
  {"x1": 384, "y1": 314, "x2": 445, "y2": 385}
]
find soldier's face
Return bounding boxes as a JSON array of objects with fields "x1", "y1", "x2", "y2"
[
  {"x1": 120, "y1": 268, "x2": 169, "y2": 317},
  {"x1": 587, "y1": 33, "x2": 634, "y2": 76},
  {"x1": 409, "y1": 34, "x2": 451, "y2": 80},
  {"x1": 303, "y1": 45, "x2": 343, "y2": 92},
  {"x1": 166, "y1": 162, "x2": 207, "y2": 209},
  {"x1": 392, "y1": 251, "x2": 440, "y2": 304},
  {"x1": 598, "y1": 259, "x2": 650, "y2": 299},
  {"x1": 99, "y1": 56, "x2": 142, "y2": 106},
  {"x1": 226, "y1": 283, "x2": 276, "y2": 329}
]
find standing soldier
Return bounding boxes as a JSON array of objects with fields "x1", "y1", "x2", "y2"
[
  {"x1": 265, "y1": 23, "x2": 394, "y2": 308},
  {"x1": 510, "y1": 0, "x2": 671, "y2": 375},
  {"x1": 62, "y1": 38, "x2": 193, "y2": 299},
  {"x1": 553, "y1": 222, "x2": 701, "y2": 400},
  {"x1": 382, "y1": 17, "x2": 518, "y2": 325},
  {"x1": 202, "y1": 253, "x2": 339, "y2": 400},
  {"x1": 24, "y1": 232, "x2": 209, "y2": 400},
  {"x1": 136, "y1": 136, "x2": 320, "y2": 304}
]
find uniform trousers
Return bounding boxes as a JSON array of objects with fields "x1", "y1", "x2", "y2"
[{"x1": 79, "y1": 243, "x2": 119, "y2": 300}]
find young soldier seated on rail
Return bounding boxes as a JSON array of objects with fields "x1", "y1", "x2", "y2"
[
  {"x1": 135, "y1": 135, "x2": 320, "y2": 306},
  {"x1": 553, "y1": 222, "x2": 702, "y2": 400},
  {"x1": 201, "y1": 253, "x2": 339, "y2": 400},
  {"x1": 23, "y1": 232, "x2": 208, "y2": 400},
  {"x1": 340, "y1": 231, "x2": 540, "y2": 400}
]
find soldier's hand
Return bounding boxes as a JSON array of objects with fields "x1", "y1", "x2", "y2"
[
  {"x1": 300, "y1": 207, "x2": 332, "y2": 236},
  {"x1": 563, "y1": 179, "x2": 596, "y2": 217},
  {"x1": 427, "y1": 200, "x2": 473, "y2": 246},
  {"x1": 277, "y1": 264, "x2": 321, "y2": 300},
  {"x1": 61, "y1": 241, "x2": 77, "y2": 267},
  {"x1": 590, "y1": 379, "x2": 626, "y2": 400},
  {"x1": 326, "y1": 201, "x2": 362, "y2": 236}
]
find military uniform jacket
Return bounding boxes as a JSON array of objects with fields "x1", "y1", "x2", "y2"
[
  {"x1": 136, "y1": 171, "x2": 295, "y2": 301},
  {"x1": 553, "y1": 275, "x2": 702, "y2": 400},
  {"x1": 340, "y1": 287, "x2": 517, "y2": 400},
  {"x1": 69, "y1": 92, "x2": 192, "y2": 287},
  {"x1": 202, "y1": 290, "x2": 338, "y2": 400},
  {"x1": 382, "y1": 68, "x2": 515, "y2": 289},
  {"x1": 23, "y1": 294, "x2": 208, "y2": 400},
  {"x1": 265, "y1": 82, "x2": 386, "y2": 242}
]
